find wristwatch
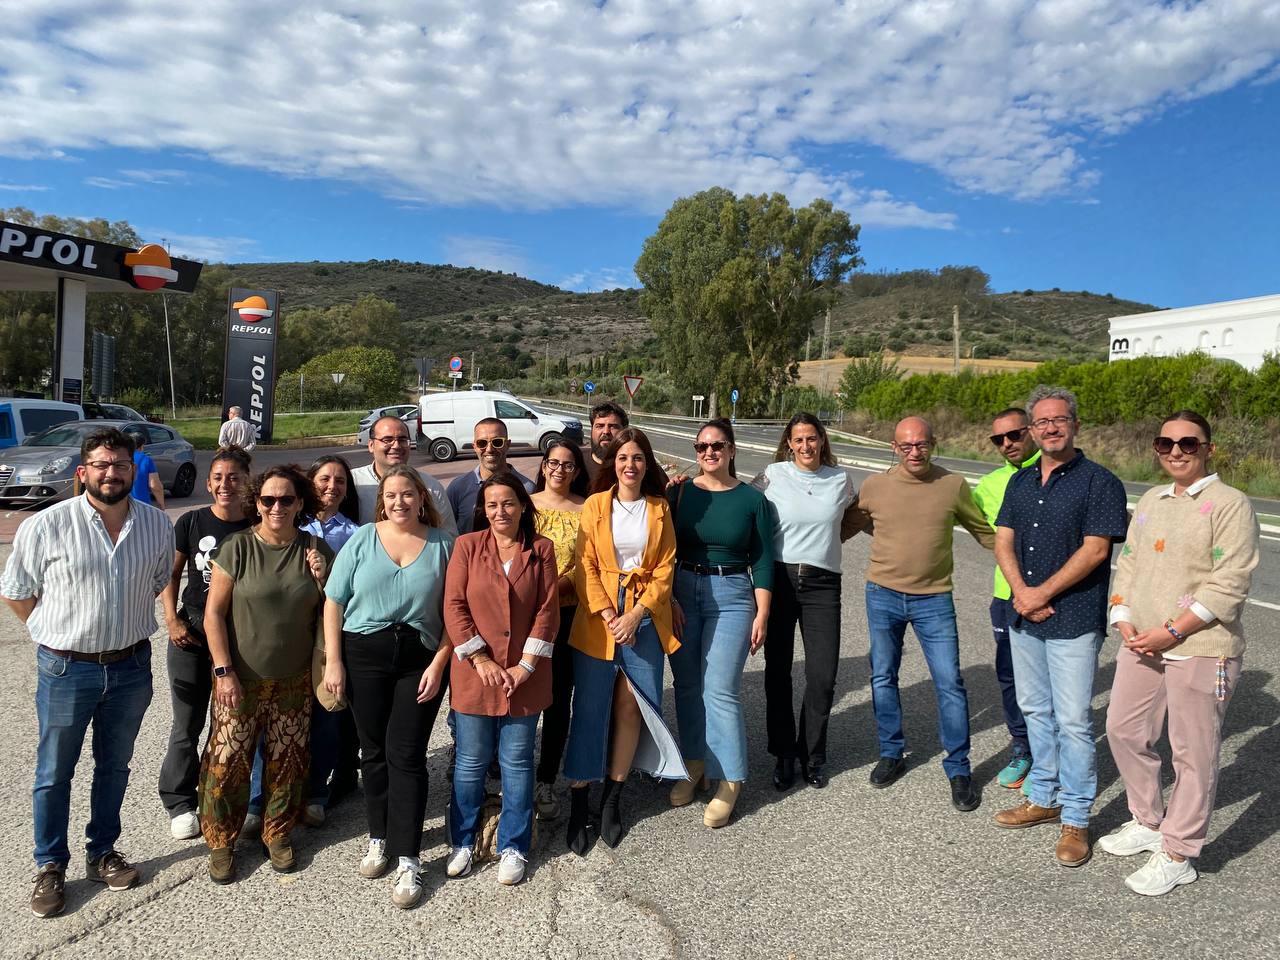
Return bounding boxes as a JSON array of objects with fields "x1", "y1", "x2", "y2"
[{"x1": 213, "y1": 664, "x2": 235, "y2": 678}]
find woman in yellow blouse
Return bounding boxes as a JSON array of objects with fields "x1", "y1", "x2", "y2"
[
  {"x1": 530, "y1": 439, "x2": 590, "y2": 821},
  {"x1": 563, "y1": 428, "x2": 682, "y2": 855}
]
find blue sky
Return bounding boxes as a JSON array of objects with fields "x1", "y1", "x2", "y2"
[{"x1": 2, "y1": 1, "x2": 1278, "y2": 309}]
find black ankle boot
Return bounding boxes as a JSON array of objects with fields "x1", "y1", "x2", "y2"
[
  {"x1": 600, "y1": 777, "x2": 626, "y2": 848},
  {"x1": 566, "y1": 786, "x2": 591, "y2": 857}
]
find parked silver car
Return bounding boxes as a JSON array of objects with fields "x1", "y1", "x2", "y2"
[
  {"x1": 356, "y1": 404, "x2": 420, "y2": 447},
  {"x1": 0, "y1": 419, "x2": 197, "y2": 509}
]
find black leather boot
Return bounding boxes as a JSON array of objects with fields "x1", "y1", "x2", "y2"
[
  {"x1": 600, "y1": 777, "x2": 626, "y2": 848},
  {"x1": 566, "y1": 785, "x2": 591, "y2": 857}
]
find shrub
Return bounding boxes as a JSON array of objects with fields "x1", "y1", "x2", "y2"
[{"x1": 840, "y1": 354, "x2": 903, "y2": 409}]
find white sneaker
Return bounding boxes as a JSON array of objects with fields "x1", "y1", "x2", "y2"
[
  {"x1": 303, "y1": 803, "x2": 325, "y2": 828},
  {"x1": 391, "y1": 864, "x2": 424, "y2": 909},
  {"x1": 1098, "y1": 819, "x2": 1163, "y2": 857},
  {"x1": 359, "y1": 839, "x2": 389, "y2": 879},
  {"x1": 169, "y1": 811, "x2": 200, "y2": 840},
  {"x1": 497, "y1": 848, "x2": 527, "y2": 886},
  {"x1": 535, "y1": 781, "x2": 560, "y2": 821},
  {"x1": 1125, "y1": 850, "x2": 1198, "y2": 897},
  {"x1": 241, "y1": 813, "x2": 263, "y2": 839},
  {"x1": 446, "y1": 846, "x2": 473, "y2": 879}
]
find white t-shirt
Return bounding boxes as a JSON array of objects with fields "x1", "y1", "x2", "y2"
[
  {"x1": 611, "y1": 497, "x2": 649, "y2": 572},
  {"x1": 753, "y1": 461, "x2": 854, "y2": 572}
]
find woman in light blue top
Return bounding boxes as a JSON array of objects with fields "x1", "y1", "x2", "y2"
[
  {"x1": 301, "y1": 455, "x2": 360, "y2": 548},
  {"x1": 320, "y1": 464, "x2": 454, "y2": 909},
  {"x1": 753, "y1": 412, "x2": 857, "y2": 792}
]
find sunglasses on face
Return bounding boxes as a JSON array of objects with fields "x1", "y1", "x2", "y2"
[
  {"x1": 474, "y1": 437, "x2": 507, "y2": 450},
  {"x1": 895, "y1": 441, "x2": 932, "y2": 454},
  {"x1": 989, "y1": 427, "x2": 1030, "y2": 447},
  {"x1": 258, "y1": 495, "x2": 298, "y2": 509},
  {"x1": 694, "y1": 441, "x2": 728, "y2": 454},
  {"x1": 1154, "y1": 436, "x2": 1205, "y2": 456}
]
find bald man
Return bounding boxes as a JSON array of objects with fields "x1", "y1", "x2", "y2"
[{"x1": 849, "y1": 416, "x2": 995, "y2": 812}]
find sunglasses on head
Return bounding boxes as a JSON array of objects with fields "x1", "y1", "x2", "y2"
[
  {"x1": 258, "y1": 495, "x2": 298, "y2": 509},
  {"x1": 693, "y1": 440, "x2": 728, "y2": 454},
  {"x1": 989, "y1": 426, "x2": 1029, "y2": 447},
  {"x1": 1153, "y1": 436, "x2": 1205, "y2": 456},
  {"x1": 474, "y1": 437, "x2": 507, "y2": 450}
]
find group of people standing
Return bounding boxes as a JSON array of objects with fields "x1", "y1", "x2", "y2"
[{"x1": 1, "y1": 386, "x2": 1259, "y2": 918}]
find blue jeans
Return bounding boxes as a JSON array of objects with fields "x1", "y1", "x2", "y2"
[
  {"x1": 990, "y1": 598, "x2": 1030, "y2": 757},
  {"x1": 1009, "y1": 626, "x2": 1101, "y2": 827},
  {"x1": 249, "y1": 698, "x2": 338, "y2": 813},
  {"x1": 865, "y1": 583, "x2": 971, "y2": 778},
  {"x1": 449, "y1": 712, "x2": 537, "y2": 855},
  {"x1": 669, "y1": 569, "x2": 755, "y2": 782},
  {"x1": 33, "y1": 643, "x2": 153, "y2": 867}
]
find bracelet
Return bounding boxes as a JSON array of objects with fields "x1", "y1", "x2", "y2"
[
  {"x1": 516, "y1": 660, "x2": 536, "y2": 675},
  {"x1": 1163, "y1": 619, "x2": 1186, "y2": 642},
  {"x1": 470, "y1": 653, "x2": 492, "y2": 666}
]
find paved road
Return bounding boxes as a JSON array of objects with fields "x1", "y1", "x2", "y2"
[{"x1": 1, "y1": 438, "x2": 1278, "y2": 958}]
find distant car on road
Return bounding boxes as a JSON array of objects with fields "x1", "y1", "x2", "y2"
[
  {"x1": 0, "y1": 419, "x2": 197, "y2": 509},
  {"x1": 83, "y1": 401, "x2": 148, "y2": 422},
  {"x1": 356, "y1": 404, "x2": 420, "y2": 447}
]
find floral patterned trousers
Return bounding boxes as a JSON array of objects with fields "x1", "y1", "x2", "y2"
[{"x1": 199, "y1": 672, "x2": 312, "y2": 848}]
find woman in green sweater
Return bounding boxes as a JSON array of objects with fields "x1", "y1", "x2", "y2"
[
  {"x1": 1103, "y1": 410, "x2": 1259, "y2": 897},
  {"x1": 667, "y1": 418, "x2": 774, "y2": 828}
]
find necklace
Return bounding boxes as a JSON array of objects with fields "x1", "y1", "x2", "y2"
[
  {"x1": 615, "y1": 496, "x2": 646, "y2": 518},
  {"x1": 794, "y1": 463, "x2": 818, "y2": 495}
]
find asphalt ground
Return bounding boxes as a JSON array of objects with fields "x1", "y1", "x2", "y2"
[{"x1": 0, "y1": 441, "x2": 1277, "y2": 959}]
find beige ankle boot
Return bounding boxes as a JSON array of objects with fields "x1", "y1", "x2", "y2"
[
  {"x1": 670, "y1": 760, "x2": 707, "y2": 807},
  {"x1": 703, "y1": 780, "x2": 742, "y2": 828}
]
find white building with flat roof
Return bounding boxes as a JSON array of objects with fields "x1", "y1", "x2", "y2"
[{"x1": 1108, "y1": 293, "x2": 1280, "y2": 371}]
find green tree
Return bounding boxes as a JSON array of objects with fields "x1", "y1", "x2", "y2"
[
  {"x1": 839, "y1": 354, "x2": 903, "y2": 409},
  {"x1": 277, "y1": 345, "x2": 404, "y2": 409}
]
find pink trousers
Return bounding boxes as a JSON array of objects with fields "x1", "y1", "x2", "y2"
[{"x1": 1105, "y1": 645, "x2": 1241, "y2": 859}]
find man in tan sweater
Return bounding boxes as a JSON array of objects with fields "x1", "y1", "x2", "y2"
[{"x1": 851, "y1": 416, "x2": 995, "y2": 812}]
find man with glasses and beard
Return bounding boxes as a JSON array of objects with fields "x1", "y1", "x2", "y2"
[
  {"x1": 353, "y1": 415, "x2": 455, "y2": 534},
  {"x1": 972, "y1": 408, "x2": 1041, "y2": 793},
  {"x1": 446, "y1": 418, "x2": 535, "y2": 533},
  {"x1": 584, "y1": 401, "x2": 628, "y2": 483},
  {"x1": 992, "y1": 386, "x2": 1127, "y2": 869},
  {"x1": 2, "y1": 428, "x2": 174, "y2": 918}
]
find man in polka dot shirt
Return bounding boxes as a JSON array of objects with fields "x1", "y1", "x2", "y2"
[{"x1": 991, "y1": 386, "x2": 1128, "y2": 868}]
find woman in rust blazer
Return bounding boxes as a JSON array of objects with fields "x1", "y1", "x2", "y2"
[
  {"x1": 443, "y1": 472, "x2": 559, "y2": 887},
  {"x1": 563, "y1": 427, "x2": 683, "y2": 856}
]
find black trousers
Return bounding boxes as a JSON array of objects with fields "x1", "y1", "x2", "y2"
[
  {"x1": 158, "y1": 611, "x2": 213, "y2": 816},
  {"x1": 763, "y1": 562, "x2": 842, "y2": 766},
  {"x1": 536, "y1": 607, "x2": 577, "y2": 784},
  {"x1": 343, "y1": 626, "x2": 448, "y2": 861}
]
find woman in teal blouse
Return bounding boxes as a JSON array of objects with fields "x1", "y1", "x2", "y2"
[
  {"x1": 667, "y1": 418, "x2": 774, "y2": 828},
  {"x1": 321, "y1": 465, "x2": 454, "y2": 909}
]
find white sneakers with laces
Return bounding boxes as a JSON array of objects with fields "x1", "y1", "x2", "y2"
[
  {"x1": 1125, "y1": 850, "x2": 1198, "y2": 897},
  {"x1": 446, "y1": 846, "x2": 473, "y2": 879},
  {"x1": 391, "y1": 858, "x2": 424, "y2": 908},
  {"x1": 497, "y1": 849, "x2": 527, "y2": 886},
  {"x1": 359, "y1": 838, "x2": 389, "y2": 879},
  {"x1": 1098, "y1": 819, "x2": 1163, "y2": 857},
  {"x1": 169, "y1": 811, "x2": 200, "y2": 841}
]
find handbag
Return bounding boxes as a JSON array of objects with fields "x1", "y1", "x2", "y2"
[{"x1": 306, "y1": 534, "x2": 347, "y2": 712}]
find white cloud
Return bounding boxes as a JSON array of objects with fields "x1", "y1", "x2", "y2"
[
  {"x1": 559, "y1": 266, "x2": 637, "y2": 292},
  {"x1": 1, "y1": 1, "x2": 1277, "y2": 226},
  {"x1": 0, "y1": 182, "x2": 50, "y2": 191},
  {"x1": 441, "y1": 235, "x2": 535, "y2": 276},
  {"x1": 83, "y1": 176, "x2": 131, "y2": 189},
  {"x1": 138, "y1": 229, "x2": 258, "y2": 262}
]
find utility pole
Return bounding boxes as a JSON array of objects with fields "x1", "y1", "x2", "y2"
[
  {"x1": 544, "y1": 340, "x2": 551, "y2": 380},
  {"x1": 822, "y1": 308, "x2": 831, "y2": 360},
  {"x1": 805, "y1": 332, "x2": 811, "y2": 362},
  {"x1": 952, "y1": 304, "x2": 961, "y2": 374}
]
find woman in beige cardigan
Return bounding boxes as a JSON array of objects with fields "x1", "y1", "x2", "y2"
[{"x1": 1103, "y1": 410, "x2": 1259, "y2": 897}]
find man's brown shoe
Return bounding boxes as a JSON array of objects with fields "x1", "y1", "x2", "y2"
[
  {"x1": 1056, "y1": 824, "x2": 1092, "y2": 867},
  {"x1": 86, "y1": 851, "x2": 140, "y2": 891},
  {"x1": 262, "y1": 838, "x2": 296, "y2": 873},
  {"x1": 31, "y1": 863, "x2": 65, "y2": 918},
  {"x1": 208, "y1": 848, "x2": 236, "y2": 884},
  {"x1": 993, "y1": 799, "x2": 1062, "y2": 829}
]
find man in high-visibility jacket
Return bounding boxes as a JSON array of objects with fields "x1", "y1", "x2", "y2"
[{"x1": 972, "y1": 407, "x2": 1041, "y2": 790}]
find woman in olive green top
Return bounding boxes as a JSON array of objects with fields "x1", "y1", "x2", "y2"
[
  {"x1": 200, "y1": 465, "x2": 333, "y2": 883},
  {"x1": 667, "y1": 418, "x2": 774, "y2": 828}
]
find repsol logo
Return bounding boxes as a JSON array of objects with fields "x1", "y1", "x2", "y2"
[
  {"x1": 1111, "y1": 337, "x2": 1130, "y2": 353},
  {"x1": 231, "y1": 324, "x2": 274, "y2": 335},
  {"x1": 0, "y1": 225, "x2": 100, "y2": 269},
  {"x1": 249, "y1": 355, "x2": 267, "y2": 424}
]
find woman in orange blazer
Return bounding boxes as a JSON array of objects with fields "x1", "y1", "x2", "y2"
[
  {"x1": 563, "y1": 427, "x2": 682, "y2": 856},
  {"x1": 443, "y1": 472, "x2": 559, "y2": 887}
]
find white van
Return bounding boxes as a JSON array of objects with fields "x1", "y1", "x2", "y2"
[
  {"x1": 418, "y1": 391, "x2": 583, "y2": 462},
  {"x1": 0, "y1": 399, "x2": 84, "y2": 449}
]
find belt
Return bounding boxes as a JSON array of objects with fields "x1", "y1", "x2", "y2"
[
  {"x1": 780, "y1": 562, "x2": 840, "y2": 578},
  {"x1": 40, "y1": 639, "x2": 147, "y2": 665},
  {"x1": 678, "y1": 560, "x2": 750, "y2": 577}
]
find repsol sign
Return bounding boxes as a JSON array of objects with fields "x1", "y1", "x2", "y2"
[
  {"x1": 222, "y1": 288, "x2": 280, "y2": 443},
  {"x1": 0, "y1": 218, "x2": 202, "y2": 292}
]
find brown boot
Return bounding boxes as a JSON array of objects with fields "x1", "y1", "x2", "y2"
[
  {"x1": 703, "y1": 780, "x2": 742, "y2": 828},
  {"x1": 1056, "y1": 824, "x2": 1092, "y2": 867},
  {"x1": 993, "y1": 799, "x2": 1062, "y2": 829},
  {"x1": 262, "y1": 837, "x2": 296, "y2": 873},
  {"x1": 670, "y1": 760, "x2": 707, "y2": 808}
]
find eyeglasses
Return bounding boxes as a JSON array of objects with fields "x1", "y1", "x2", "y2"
[
  {"x1": 989, "y1": 427, "x2": 1029, "y2": 447},
  {"x1": 85, "y1": 459, "x2": 134, "y2": 472},
  {"x1": 258, "y1": 495, "x2": 298, "y2": 509},
  {"x1": 474, "y1": 437, "x2": 507, "y2": 450},
  {"x1": 1154, "y1": 436, "x2": 1205, "y2": 456},
  {"x1": 693, "y1": 441, "x2": 728, "y2": 454},
  {"x1": 1030, "y1": 416, "x2": 1074, "y2": 430},
  {"x1": 545, "y1": 458, "x2": 576, "y2": 473},
  {"x1": 371, "y1": 436, "x2": 410, "y2": 447},
  {"x1": 894, "y1": 441, "x2": 932, "y2": 453}
]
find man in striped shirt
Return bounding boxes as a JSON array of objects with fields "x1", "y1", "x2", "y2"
[{"x1": 2, "y1": 427, "x2": 175, "y2": 919}]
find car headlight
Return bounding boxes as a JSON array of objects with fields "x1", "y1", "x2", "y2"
[{"x1": 40, "y1": 455, "x2": 74, "y2": 475}]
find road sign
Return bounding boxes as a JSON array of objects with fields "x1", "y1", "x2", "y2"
[
  {"x1": 449, "y1": 371, "x2": 464, "y2": 379},
  {"x1": 692, "y1": 395, "x2": 705, "y2": 401},
  {"x1": 730, "y1": 388, "x2": 739, "y2": 403},
  {"x1": 570, "y1": 379, "x2": 579, "y2": 393},
  {"x1": 584, "y1": 380, "x2": 596, "y2": 394},
  {"x1": 449, "y1": 356, "x2": 463, "y2": 372},
  {"x1": 331, "y1": 372, "x2": 346, "y2": 385},
  {"x1": 730, "y1": 387, "x2": 739, "y2": 423},
  {"x1": 623, "y1": 375, "x2": 643, "y2": 397}
]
